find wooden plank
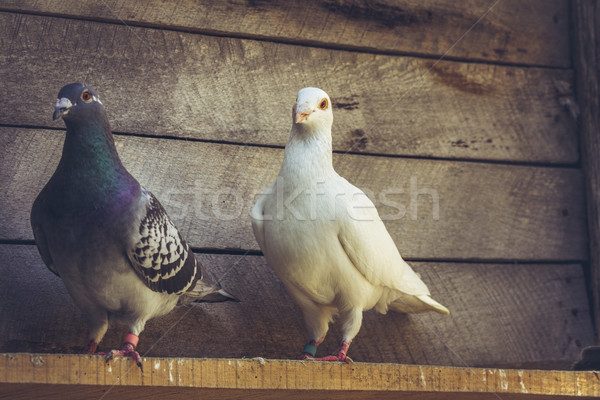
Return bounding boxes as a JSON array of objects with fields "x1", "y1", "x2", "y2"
[
  {"x1": 0, "y1": 12, "x2": 577, "y2": 163},
  {"x1": 0, "y1": 128, "x2": 586, "y2": 260},
  {"x1": 573, "y1": 0, "x2": 600, "y2": 340},
  {"x1": 1, "y1": 355, "x2": 599, "y2": 399},
  {"x1": 0, "y1": 0, "x2": 571, "y2": 67},
  {"x1": 0, "y1": 386, "x2": 595, "y2": 400},
  {"x1": 1, "y1": 386, "x2": 594, "y2": 400},
  {"x1": 0, "y1": 245, "x2": 593, "y2": 368}
]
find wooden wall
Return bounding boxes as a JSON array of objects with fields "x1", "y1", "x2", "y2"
[{"x1": 0, "y1": 1, "x2": 594, "y2": 369}]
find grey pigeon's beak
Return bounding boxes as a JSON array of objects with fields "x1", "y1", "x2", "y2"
[
  {"x1": 293, "y1": 102, "x2": 313, "y2": 124},
  {"x1": 53, "y1": 97, "x2": 73, "y2": 120}
]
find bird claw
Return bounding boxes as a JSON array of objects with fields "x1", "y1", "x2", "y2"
[
  {"x1": 301, "y1": 353, "x2": 352, "y2": 363},
  {"x1": 99, "y1": 343, "x2": 143, "y2": 371}
]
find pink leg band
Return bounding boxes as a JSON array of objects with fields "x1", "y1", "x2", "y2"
[{"x1": 123, "y1": 333, "x2": 139, "y2": 348}]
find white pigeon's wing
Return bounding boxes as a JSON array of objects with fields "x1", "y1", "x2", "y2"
[
  {"x1": 250, "y1": 182, "x2": 275, "y2": 254},
  {"x1": 127, "y1": 189, "x2": 199, "y2": 295},
  {"x1": 336, "y1": 180, "x2": 431, "y2": 296}
]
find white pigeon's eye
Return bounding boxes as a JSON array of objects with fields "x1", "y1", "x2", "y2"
[
  {"x1": 319, "y1": 98, "x2": 328, "y2": 110},
  {"x1": 81, "y1": 90, "x2": 92, "y2": 103}
]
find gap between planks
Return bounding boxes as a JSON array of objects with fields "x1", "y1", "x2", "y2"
[
  {"x1": 0, "y1": 124, "x2": 581, "y2": 170},
  {"x1": 0, "y1": 240, "x2": 588, "y2": 265}
]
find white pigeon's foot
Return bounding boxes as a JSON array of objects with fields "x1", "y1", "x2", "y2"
[
  {"x1": 310, "y1": 354, "x2": 353, "y2": 363},
  {"x1": 299, "y1": 339, "x2": 318, "y2": 360},
  {"x1": 300, "y1": 339, "x2": 353, "y2": 363}
]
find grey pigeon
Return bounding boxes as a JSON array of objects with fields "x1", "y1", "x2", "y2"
[
  {"x1": 31, "y1": 83, "x2": 237, "y2": 369},
  {"x1": 251, "y1": 87, "x2": 448, "y2": 362}
]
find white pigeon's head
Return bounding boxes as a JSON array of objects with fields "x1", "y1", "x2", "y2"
[{"x1": 292, "y1": 87, "x2": 333, "y2": 130}]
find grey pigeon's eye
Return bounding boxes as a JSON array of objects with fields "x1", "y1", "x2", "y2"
[
  {"x1": 319, "y1": 98, "x2": 328, "y2": 110},
  {"x1": 81, "y1": 90, "x2": 92, "y2": 103}
]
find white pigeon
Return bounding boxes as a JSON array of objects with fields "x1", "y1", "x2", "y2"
[{"x1": 251, "y1": 87, "x2": 449, "y2": 362}]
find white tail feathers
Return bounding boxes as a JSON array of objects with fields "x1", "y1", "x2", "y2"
[
  {"x1": 388, "y1": 293, "x2": 450, "y2": 315},
  {"x1": 416, "y1": 295, "x2": 450, "y2": 315}
]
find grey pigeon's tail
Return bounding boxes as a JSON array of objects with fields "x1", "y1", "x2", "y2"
[
  {"x1": 183, "y1": 277, "x2": 239, "y2": 303},
  {"x1": 194, "y1": 288, "x2": 239, "y2": 303},
  {"x1": 185, "y1": 259, "x2": 240, "y2": 302}
]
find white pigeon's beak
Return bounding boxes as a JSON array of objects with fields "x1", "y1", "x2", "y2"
[
  {"x1": 53, "y1": 97, "x2": 73, "y2": 120},
  {"x1": 293, "y1": 102, "x2": 313, "y2": 124}
]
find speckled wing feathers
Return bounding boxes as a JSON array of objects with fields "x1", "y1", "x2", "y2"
[{"x1": 128, "y1": 191, "x2": 199, "y2": 295}]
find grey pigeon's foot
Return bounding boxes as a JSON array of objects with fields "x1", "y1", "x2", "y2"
[
  {"x1": 85, "y1": 340, "x2": 99, "y2": 354},
  {"x1": 100, "y1": 341, "x2": 143, "y2": 371}
]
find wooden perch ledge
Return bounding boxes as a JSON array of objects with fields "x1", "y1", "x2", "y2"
[{"x1": 0, "y1": 353, "x2": 598, "y2": 399}]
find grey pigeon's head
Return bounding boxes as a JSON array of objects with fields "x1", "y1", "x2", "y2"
[
  {"x1": 53, "y1": 83, "x2": 104, "y2": 122},
  {"x1": 292, "y1": 87, "x2": 333, "y2": 129}
]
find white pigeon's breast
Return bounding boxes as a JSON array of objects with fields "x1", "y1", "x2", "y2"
[{"x1": 260, "y1": 189, "x2": 381, "y2": 309}]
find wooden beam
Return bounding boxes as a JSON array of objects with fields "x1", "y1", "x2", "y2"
[
  {"x1": 0, "y1": 245, "x2": 593, "y2": 368},
  {"x1": 0, "y1": 0, "x2": 571, "y2": 67},
  {"x1": 573, "y1": 0, "x2": 600, "y2": 339},
  {"x1": 0, "y1": 354, "x2": 598, "y2": 399},
  {"x1": 0, "y1": 12, "x2": 578, "y2": 163},
  {"x1": 0, "y1": 128, "x2": 587, "y2": 261}
]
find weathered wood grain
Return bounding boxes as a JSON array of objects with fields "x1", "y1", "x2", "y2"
[
  {"x1": 0, "y1": 128, "x2": 587, "y2": 261},
  {"x1": 0, "y1": 245, "x2": 593, "y2": 368},
  {"x1": 0, "y1": 12, "x2": 577, "y2": 163},
  {"x1": 0, "y1": 0, "x2": 571, "y2": 67},
  {"x1": 573, "y1": 0, "x2": 600, "y2": 341},
  {"x1": 1, "y1": 356, "x2": 599, "y2": 400}
]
